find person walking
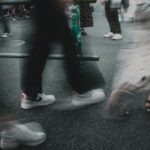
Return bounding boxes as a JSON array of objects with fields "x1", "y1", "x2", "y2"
[{"x1": 21, "y1": 0, "x2": 105, "y2": 110}]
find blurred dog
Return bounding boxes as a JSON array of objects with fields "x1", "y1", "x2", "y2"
[{"x1": 102, "y1": 0, "x2": 150, "y2": 119}]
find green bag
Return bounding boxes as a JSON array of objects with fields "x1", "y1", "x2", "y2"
[{"x1": 70, "y1": 5, "x2": 82, "y2": 50}]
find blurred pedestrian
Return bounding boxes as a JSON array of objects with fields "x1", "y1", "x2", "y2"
[
  {"x1": 0, "y1": 5, "x2": 11, "y2": 38},
  {"x1": 124, "y1": 0, "x2": 136, "y2": 22},
  {"x1": 118, "y1": 0, "x2": 129, "y2": 22},
  {"x1": 21, "y1": 0, "x2": 105, "y2": 110}
]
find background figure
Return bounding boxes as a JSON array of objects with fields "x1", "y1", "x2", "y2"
[
  {"x1": 124, "y1": 0, "x2": 137, "y2": 22},
  {"x1": 118, "y1": 0, "x2": 129, "y2": 22},
  {"x1": 22, "y1": 0, "x2": 105, "y2": 110},
  {"x1": 0, "y1": 5, "x2": 11, "y2": 38},
  {"x1": 78, "y1": 2, "x2": 93, "y2": 35},
  {"x1": 102, "y1": 0, "x2": 122, "y2": 40}
]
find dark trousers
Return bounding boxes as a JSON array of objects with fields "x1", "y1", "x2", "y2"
[
  {"x1": 23, "y1": 0, "x2": 82, "y2": 97},
  {"x1": 0, "y1": 6, "x2": 10, "y2": 33},
  {"x1": 105, "y1": 1, "x2": 121, "y2": 34}
]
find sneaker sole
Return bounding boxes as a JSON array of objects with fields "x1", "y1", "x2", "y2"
[
  {"x1": 72, "y1": 95, "x2": 105, "y2": 106},
  {"x1": 21, "y1": 99, "x2": 55, "y2": 109},
  {"x1": 112, "y1": 38, "x2": 123, "y2": 40},
  {"x1": 25, "y1": 133, "x2": 46, "y2": 146}
]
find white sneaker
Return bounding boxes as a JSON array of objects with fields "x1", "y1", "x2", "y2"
[
  {"x1": 72, "y1": 89, "x2": 105, "y2": 106},
  {"x1": 103, "y1": 32, "x2": 114, "y2": 38},
  {"x1": 0, "y1": 122, "x2": 46, "y2": 150},
  {"x1": 112, "y1": 34, "x2": 123, "y2": 40},
  {"x1": 1, "y1": 33, "x2": 11, "y2": 38},
  {"x1": 21, "y1": 93, "x2": 56, "y2": 109},
  {"x1": 51, "y1": 89, "x2": 105, "y2": 111}
]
